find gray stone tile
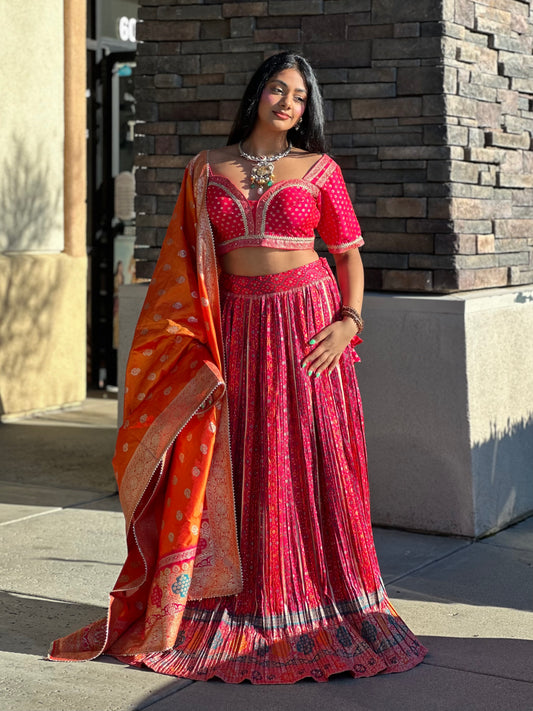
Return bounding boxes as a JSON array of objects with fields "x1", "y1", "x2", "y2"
[
  {"x1": 0, "y1": 503, "x2": 59, "y2": 525},
  {"x1": 481, "y1": 515, "x2": 533, "y2": 553},
  {"x1": 382, "y1": 537, "x2": 533, "y2": 683},
  {"x1": 1, "y1": 651, "x2": 190, "y2": 711},
  {"x1": 142, "y1": 663, "x2": 533, "y2": 711},
  {"x1": 0, "y1": 481, "x2": 109, "y2": 520},
  {"x1": 420, "y1": 634, "x2": 533, "y2": 683},
  {"x1": 2, "y1": 397, "x2": 531, "y2": 711},
  {"x1": 387, "y1": 540, "x2": 533, "y2": 612},
  {"x1": 73, "y1": 493, "x2": 122, "y2": 513},
  {"x1": 386, "y1": 593, "x2": 533, "y2": 682},
  {"x1": 14, "y1": 396, "x2": 118, "y2": 428},
  {"x1": 372, "y1": 526, "x2": 469, "y2": 583},
  {"x1": 1, "y1": 590, "x2": 109, "y2": 657},
  {"x1": 0, "y1": 422, "x2": 117, "y2": 492},
  {"x1": 0, "y1": 508, "x2": 126, "y2": 607}
]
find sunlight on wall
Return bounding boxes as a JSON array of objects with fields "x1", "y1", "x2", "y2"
[{"x1": 0, "y1": 1, "x2": 64, "y2": 253}]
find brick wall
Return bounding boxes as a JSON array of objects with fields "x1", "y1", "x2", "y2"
[{"x1": 134, "y1": 0, "x2": 533, "y2": 292}]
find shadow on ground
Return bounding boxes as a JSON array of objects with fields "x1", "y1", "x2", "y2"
[
  {"x1": 123, "y1": 636, "x2": 533, "y2": 711},
  {"x1": 1, "y1": 589, "x2": 107, "y2": 657},
  {"x1": 0, "y1": 421, "x2": 117, "y2": 494}
]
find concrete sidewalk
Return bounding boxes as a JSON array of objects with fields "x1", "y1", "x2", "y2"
[{"x1": 1, "y1": 398, "x2": 532, "y2": 711}]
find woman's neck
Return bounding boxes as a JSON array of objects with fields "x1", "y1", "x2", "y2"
[{"x1": 241, "y1": 131, "x2": 290, "y2": 158}]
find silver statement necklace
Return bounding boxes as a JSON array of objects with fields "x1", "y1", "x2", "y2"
[{"x1": 238, "y1": 140, "x2": 292, "y2": 195}]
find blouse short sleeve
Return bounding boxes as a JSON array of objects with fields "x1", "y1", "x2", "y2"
[{"x1": 316, "y1": 160, "x2": 363, "y2": 253}]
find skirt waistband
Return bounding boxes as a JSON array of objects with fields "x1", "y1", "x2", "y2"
[{"x1": 219, "y1": 258, "x2": 333, "y2": 296}]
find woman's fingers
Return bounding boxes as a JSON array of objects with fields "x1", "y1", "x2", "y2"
[
  {"x1": 307, "y1": 325, "x2": 333, "y2": 347},
  {"x1": 305, "y1": 350, "x2": 332, "y2": 376},
  {"x1": 301, "y1": 321, "x2": 355, "y2": 376},
  {"x1": 302, "y1": 343, "x2": 327, "y2": 372},
  {"x1": 327, "y1": 354, "x2": 341, "y2": 375},
  {"x1": 304, "y1": 335, "x2": 339, "y2": 375},
  {"x1": 314, "y1": 357, "x2": 335, "y2": 377},
  {"x1": 301, "y1": 326, "x2": 334, "y2": 370}
]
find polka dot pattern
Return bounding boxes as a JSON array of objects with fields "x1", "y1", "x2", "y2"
[{"x1": 206, "y1": 156, "x2": 363, "y2": 256}]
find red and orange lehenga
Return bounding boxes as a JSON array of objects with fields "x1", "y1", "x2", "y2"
[{"x1": 50, "y1": 151, "x2": 427, "y2": 683}]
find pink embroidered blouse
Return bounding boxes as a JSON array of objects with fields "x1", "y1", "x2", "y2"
[{"x1": 206, "y1": 154, "x2": 363, "y2": 256}]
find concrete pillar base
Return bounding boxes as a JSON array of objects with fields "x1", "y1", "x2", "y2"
[
  {"x1": 357, "y1": 286, "x2": 533, "y2": 538},
  {"x1": 117, "y1": 283, "x2": 148, "y2": 426}
]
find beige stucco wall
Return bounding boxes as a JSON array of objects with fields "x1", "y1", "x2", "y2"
[
  {"x1": 0, "y1": 0, "x2": 87, "y2": 417},
  {"x1": 0, "y1": 0, "x2": 64, "y2": 253},
  {"x1": 0, "y1": 253, "x2": 87, "y2": 418}
]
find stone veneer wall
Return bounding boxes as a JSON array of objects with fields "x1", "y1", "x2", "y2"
[
  {"x1": 134, "y1": 0, "x2": 533, "y2": 293},
  {"x1": 440, "y1": 0, "x2": 533, "y2": 291}
]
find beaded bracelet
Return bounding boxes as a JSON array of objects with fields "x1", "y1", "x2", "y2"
[{"x1": 341, "y1": 305, "x2": 364, "y2": 332}]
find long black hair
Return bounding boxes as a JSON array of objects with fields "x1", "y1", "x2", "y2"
[{"x1": 227, "y1": 52, "x2": 326, "y2": 153}]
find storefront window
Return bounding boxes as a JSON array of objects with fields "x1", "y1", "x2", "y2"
[
  {"x1": 100, "y1": 0, "x2": 138, "y2": 44},
  {"x1": 86, "y1": 0, "x2": 138, "y2": 388}
]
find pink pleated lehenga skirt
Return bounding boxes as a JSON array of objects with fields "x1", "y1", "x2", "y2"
[{"x1": 127, "y1": 258, "x2": 427, "y2": 683}]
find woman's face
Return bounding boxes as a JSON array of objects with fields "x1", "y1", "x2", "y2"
[{"x1": 256, "y1": 67, "x2": 307, "y2": 134}]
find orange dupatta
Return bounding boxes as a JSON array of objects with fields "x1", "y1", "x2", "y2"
[{"x1": 49, "y1": 151, "x2": 242, "y2": 661}]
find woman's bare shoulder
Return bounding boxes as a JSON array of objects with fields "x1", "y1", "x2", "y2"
[
  {"x1": 289, "y1": 149, "x2": 325, "y2": 170},
  {"x1": 290, "y1": 147, "x2": 322, "y2": 157},
  {"x1": 207, "y1": 145, "x2": 240, "y2": 166}
]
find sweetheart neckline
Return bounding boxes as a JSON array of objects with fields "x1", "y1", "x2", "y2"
[
  {"x1": 207, "y1": 174, "x2": 322, "y2": 213},
  {"x1": 206, "y1": 153, "x2": 328, "y2": 203}
]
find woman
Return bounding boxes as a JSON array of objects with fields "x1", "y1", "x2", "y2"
[{"x1": 50, "y1": 52, "x2": 427, "y2": 683}]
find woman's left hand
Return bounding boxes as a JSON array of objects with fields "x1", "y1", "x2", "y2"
[{"x1": 301, "y1": 318, "x2": 358, "y2": 377}]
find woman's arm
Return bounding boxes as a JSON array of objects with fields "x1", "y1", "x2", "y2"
[
  {"x1": 301, "y1": 248, "x2": 364, "y2": 377},
  {"x1": 334, "y1": 247, "x2": 364, "y2": 316}
]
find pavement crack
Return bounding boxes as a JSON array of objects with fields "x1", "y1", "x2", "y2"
[
  {"x1": 2, "y1": 588, "x2": 109, "y2": 607},
  {"x1": 66, "y1": 492, "x2": 119, "y2": 509},
  {"x1": 478, "y1": 540, "x2": 531, "y2": 553},
  {"x1": 133, "y1": 680, "x2": 196, "y2": 710},
  {"x1": 385, "y1": 541, "x2": 473, "y2": 585},
  {"x1": 422, "y1": 659, "x2": 533, "y2": 684}
]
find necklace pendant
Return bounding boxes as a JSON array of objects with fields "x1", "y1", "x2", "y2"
[
  {"x1": 238, "y1": 141, "x2": 292, "y2": 198},
  {"x1": 250, "y1": 162, "x2": 274, "y2": 193}
]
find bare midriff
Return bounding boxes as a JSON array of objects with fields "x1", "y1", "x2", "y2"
[{"x1": 220, "y1": 247, "x2": 319, "y2": 276}]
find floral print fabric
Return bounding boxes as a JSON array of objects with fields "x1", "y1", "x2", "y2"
[{"x1": 120, "y1": 259, "x2": 427, "y2": 683}]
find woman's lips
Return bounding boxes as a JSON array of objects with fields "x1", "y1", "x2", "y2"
[{"x1": 273, "y1": 111, "x2": 290, "y2": 120}]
